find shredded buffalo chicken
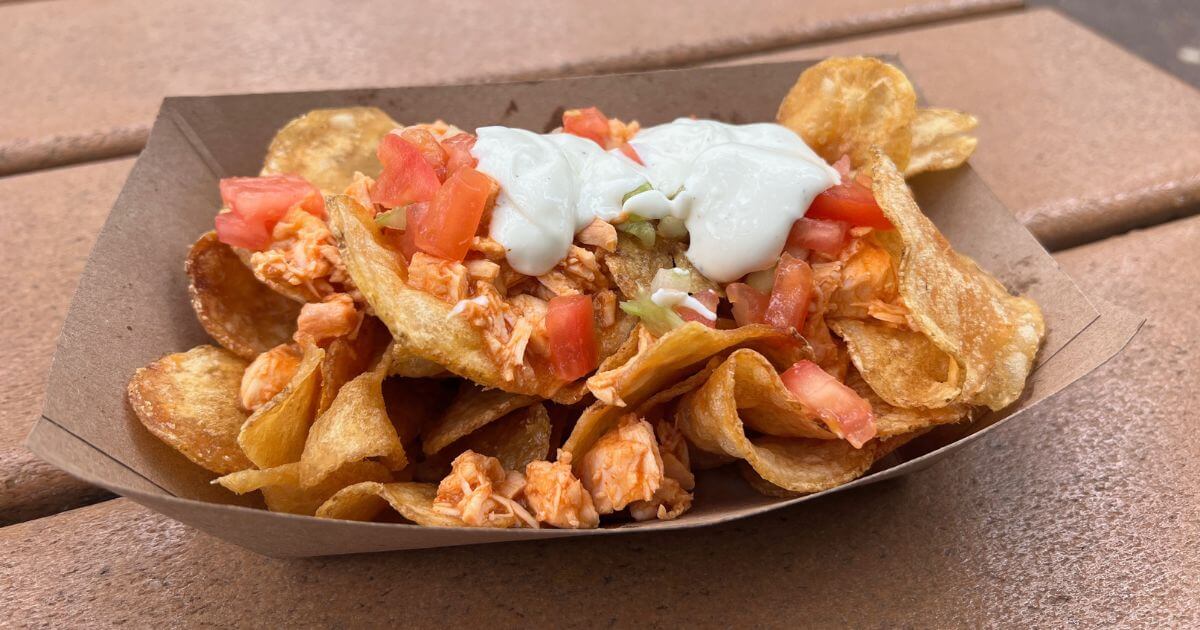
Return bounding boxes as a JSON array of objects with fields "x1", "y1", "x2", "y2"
[
  {"x1": 524, "y1": 451, "x2": 600, "y2": 529},
  {"x1": 577, "y1": 414, "x2": 666, "y2": 514},
  {"x1": 239, "y1": 343, "x2": 302, "y2": 411},
  {"x1": 433, "y1": 451, "x2": 538, "y2": 528}
]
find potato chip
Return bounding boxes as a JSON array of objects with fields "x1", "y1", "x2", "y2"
[
  {"x1": 830, "y1": 318, "x2": 961, "y2": 409},
  {"x1": 675, "y1": 349, "x2": 836, "y2": 442},
  {"x1": 905, "y1": 107, "x2": 979, "y2": 177},
  {"x1": 214, "y1": 460, "x2": 391, "y2": 515},
  {"x1": 315, "y1": 481, "x2": 463, "y2": 526},
  {"x1": 846, "y1": 370, "x2": 969, "y2": 438},
  {"x1": 458, "y1": 403, "x2": 552, "y2": 471},
  {"x1": 300, "y1": 359, "x2": 408, "y2": 487},
  {"x1": 603, "y1": 232, "x2": 674, "y2": 299},
  {"x1": 563, "y1": 322, "x2": 801, "y2": 458},
  {"x1": 737, "y1": 429, "x2": 926, "y2": 496},
  {"x1": 317, "y1": 317, "x2": 388, "y2": 415},
  {"x1": 777, "y1": 56, "x2": 917, "y2": 171},
  {"x1": 261, "y1": 107, "x2": 400, "y2": 193},
  {"x1": 127, "y1": 345, "x2": 253, "y2": 474},
  {"x1": 422, "y1": 384, "x2": 539, "y2": 456},
  {"x1": 186, "y1": 231, "x2": 300, "y2": 359},
  {"x1": 388, "y1": 344, "x2": 446, "y2": 378},
  {"x1": 869, "y1": 148, "x2": 1044, "y2": 409},
  {"x1": 329, "y1": 194, "x2": 564, "y2": 398},
  {"x1": 237, "y1": 343, "x2": 325, "y2": 468}
]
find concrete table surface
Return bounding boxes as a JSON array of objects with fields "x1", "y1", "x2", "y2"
[{"x1": 4, "y1": 214, "x2": 1197, "y2": 628}]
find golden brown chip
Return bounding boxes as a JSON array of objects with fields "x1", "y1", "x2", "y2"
[
  {"x1": 328, "y1": 194, "x2": 564, "y2": 397},
  {"x1": 237, "y1": 343, "x2": 325, "y2": 468},
  {"x1": 846, "y1": 370, "x2": 970, "y2": 438},
  {"x1": 830, "y1": 318, "x2": 961, "y2": 409},
  {"x1": 458, "y1": 403, "x2": 552, "y2": 471},
  {"x1": 127, "y1": 345, "x2": 253, "y2": 474},
  {"x1": 382, "y1": 377, "x2": 457, "y2": 450},
  {"x1": 738, "y1": 429, "x2": 927, "y2": 496},
  {"x1": 422, "y1": 384, "x2": 539, "y2": 456},
  {"x1": 315, "y1": 481, "x2": 463, "y2": 526},
  {"x1": 214, "y1": 460, "x2": 391, "y2": 515},
  {"x1": 388, "y1": 344, "x2": 446, "y2": 378},
  {"x1": 186, "y1": 231, "x2": 301, "y2": 359},
  {"x1": 870, "y1": 148, "x2": 1045, "y2": 409},
  {"x1": 261, "y1": 107, "x2": 400, "y2": 193},
  {"x1": 299, "y1": 359, "x2": 408, "y2": 487},
  {"x1": 603, "y1": 232, "x2": 674, "y2": 299},
  {"x1": 317, "y1": 317, "x2": 388, "y2": 415},
  {"x1": 777, "y1": 56, "x2": 917, "y2": 170},
  {"x1": 674, "y1": 349, "x2": 836, "y2": 442},
  {"x1": 905, "y1": 108, "x2": 979, "y2": 177},
  {"x1": 562, "y1": 322, "x2": 801, "y2": 458}
]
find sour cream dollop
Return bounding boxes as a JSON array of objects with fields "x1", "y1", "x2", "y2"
[{"x1": 471, "y1": 118, "x2": 839, "y2": 281}]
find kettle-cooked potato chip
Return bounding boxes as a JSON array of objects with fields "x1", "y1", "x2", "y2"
[
  {"x1": 388, "y1": 344, "x2": 447, "y2": 378},
  {"x1": 315, "y1": 481, "x2": 463, "y2": 526},
  {"x1": 127, "y1": 345, "x2": 253, "y2": 474},
  {"x1": 735, "y1": 429, "x2": 922, "y2": 497},
  {"x1": 300, "y1": 358, "x2": 408, "y2": 487},
  {"x1": 845, "y1": 370, "x2": 969, "y2": 438},
  {"x1": 675, "y1": 349, "x2": 836, "y2": 441},
  {"x1": 329, "y1": 194, "x2": 566, "y2": 398},
  {"x1": 237, "y1": 343, "x2": 325, "y2": 468},
  {"x1": 777, "y1": 56, "x2": 917, "y2": 171},
  {"x1": 830, "y1": 318, "x2": 961, "y2": 409},
  {"x1": 422, "y1": 384, "x2": 539, "y2": 457},
  {"x1": 905, "y1": 107, "x2": 979, "y2": 177},
  {"x1": 869, "y1": 148, "x2": 1044, "y2": 409},
  {"x1": 603, "y1": 232, "x2": 675, "y2": 299},
  {"x1": 261, "y1": 107, "x2": 400, "y2": 193},
  {"x1": 458, "y1": 403, "x2": 552, "y2": 471},
  {"x1": 563, "y1": 322, "x2": 802, "y2": 458},
  {"x1": 214, "y1": 460, "x2": 391, "y2": 515},
  {"x1": 187, "y1": 231, "x2": 300, "y2": 359}
]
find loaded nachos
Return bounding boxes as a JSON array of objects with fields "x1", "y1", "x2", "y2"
[{"x1": 128, "y1": 57, "x2": 1044, "y2": 529}]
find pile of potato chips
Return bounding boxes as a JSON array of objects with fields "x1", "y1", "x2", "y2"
[{"x1": 127, "y1": 57, "x2": 1043, "y2": 528}]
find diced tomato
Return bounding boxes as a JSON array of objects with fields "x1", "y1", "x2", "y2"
[
  {"x1": 215, "y1": 174, "x2": 324, "y2": 250},
  {"x1": 617, "y1": 142, "x2": 644, "y2": 165},
  {"x1": 563, "y1": 107, "x2": 611, "y2": 147},
  {"x1": 399, "y1": 128, "x2": 448, "y2": 180},
  {"x1": 727, "y1": 282, "x2": 769, "y2": 327},
  {"x1": 807, "y1": 179, "x2": 892, "y2": 230},
  {"x1": 441, "y1": 133, "x2": 478, "y2": 178},
  {"x1": 371, "y1": 134, "x2": 441, "y2": 209},
  {"x1": 787, "y1": 217, "x2": 849, "y2": 257},
  {"x1": 414, "y1": 168, "x2": 493, "y2": 261},
  {"x1": 380, "y1": 202, "x2": 429, "y2": 263},
  {"x1": 213, "y1": 210, "x2": 270, "y2": 251},
  {"x1": 547, "y1": 294, "x2": 598, "y2": 381},
  {"x1": 676, "y1": 289, "x2": 719, "y2": 327},
  {"x1": 781, "y1": 360, "x2": 876, "y2": 448},
  {"x1": 764, "y1": 254, "x2": 813, "y2": 331}
]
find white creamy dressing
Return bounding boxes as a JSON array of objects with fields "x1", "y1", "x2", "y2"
[
  {"x1": 650, "y1": 288, "x2": 717, "y2": 321},
  {"x1": 471, "y1": 118, "x2": 839, "y2": 282}
]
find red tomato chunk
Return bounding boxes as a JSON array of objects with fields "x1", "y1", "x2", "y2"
[
  {"x1": 215, "y1": 174, "x2": 323, "y2": 250},
  {"x1": 781, "y1": 360, "x2": 877, "y2": 448},
  {"x1": 547, "y1": 294, "x2": 598, "y2": 381}
]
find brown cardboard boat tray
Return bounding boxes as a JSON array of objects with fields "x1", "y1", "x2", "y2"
[{"x1": 27, "y1": 60, "x2": 1141, "y2": 557}]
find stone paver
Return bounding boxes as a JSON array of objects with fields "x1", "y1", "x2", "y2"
[
  {"x1": 4, "y1": 213, "x2": 1196, "y2": 628},
  {"x1": 0, "y1": 0, "x2": 1013, "y2": 174}
]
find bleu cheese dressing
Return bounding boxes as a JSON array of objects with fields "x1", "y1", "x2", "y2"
[{"x1": 472, "y1": 118, "x2": 838, "y2": 282}]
